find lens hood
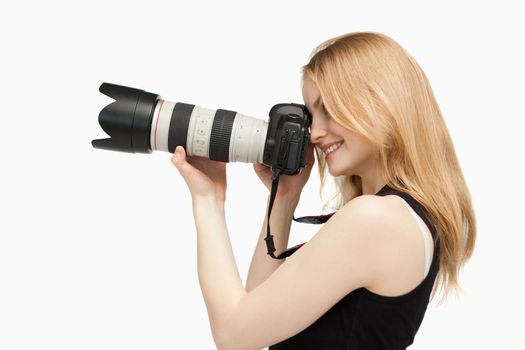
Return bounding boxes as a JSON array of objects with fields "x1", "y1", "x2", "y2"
[{"x1": 92, "y1": 83, "x2": 159, "y2": 153}]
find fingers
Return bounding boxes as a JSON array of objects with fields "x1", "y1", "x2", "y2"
[
  {"x1": 306, "y1": 143, "x2": 316, "y2": 167},
  {"x1": 253, "y1": 163, "x2": 267, "y2": 171}
]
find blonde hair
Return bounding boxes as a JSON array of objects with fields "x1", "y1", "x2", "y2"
[{"x1": 302, "y1": 32, "x2": 476, "y2": 303}]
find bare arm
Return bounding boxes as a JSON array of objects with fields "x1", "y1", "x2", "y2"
[
  {"x1": 246, "y1": 144, "x2": 314, "y2": 292},
  {"x1": 189, "y1": 182, "x2": 417, "y2": 349},
  {"x1": 246, "y1": 193, "x2": 300, "y2": 292}
]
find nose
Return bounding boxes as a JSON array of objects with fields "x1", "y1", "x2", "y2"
[{"x1": 309, "y1": 115, "x2": 327, "y2": 145}]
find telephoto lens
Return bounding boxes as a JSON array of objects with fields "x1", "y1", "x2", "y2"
[{"x1": 92, "y1": 82, "x2": 311, "y2": 175}]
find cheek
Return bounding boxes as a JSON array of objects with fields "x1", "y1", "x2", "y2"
[
  {"x1": 353, "y1": 138, "x2": 374, "y2": 157},
  {"x1": 341, "y1": 136, "x2": 375, "y2": 166}
]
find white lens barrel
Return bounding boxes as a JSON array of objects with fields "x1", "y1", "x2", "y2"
[
  {"x1": 185, "y1": 106, "x2": 216, "y2": 157},
  {"x1": 229, "y1": 114, "x2": 268, "y2": 164},
  {"x1": 150, "y1": 99, "x2": 268, "y2": 164},
  {"x1": 150, "y1": 100, "x2": 176, "y2": 152}
]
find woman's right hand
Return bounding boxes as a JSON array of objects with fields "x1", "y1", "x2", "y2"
[{"x1": 253, "y1": 143, "x2": 316, "y2": 199}]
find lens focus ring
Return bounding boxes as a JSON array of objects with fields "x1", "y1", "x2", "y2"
[{"x1": 209, "y1": 109, "x2": 236, "y2": 162}]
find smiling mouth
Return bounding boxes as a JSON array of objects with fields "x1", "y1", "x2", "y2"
[{"x1": 324, "y1": 141, "x2": 343, "y2": 159}]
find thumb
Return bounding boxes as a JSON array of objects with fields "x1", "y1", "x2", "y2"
[{"x1": 171, "y1": 146, "x2": 192, "y2": 176}]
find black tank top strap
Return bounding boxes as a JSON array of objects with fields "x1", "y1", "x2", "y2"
[
  {"x1": 287, "y1": 184, "x2": 439, "y2": 257},
  {"x1": 376, "y1": 184, "x2": 439, "y2": 242}
]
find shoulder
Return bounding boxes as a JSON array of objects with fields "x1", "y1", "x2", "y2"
[
  {"x1": 327, "y1": 193, "x2": 424, "y2": 290},
  {"x1": 334, "y1": 193, "x2": 408, "y2": 237}
]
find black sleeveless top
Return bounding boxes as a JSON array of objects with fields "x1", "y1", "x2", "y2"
[{"x1": 269, "y1": 185, "x2": 441, "y2": 350}]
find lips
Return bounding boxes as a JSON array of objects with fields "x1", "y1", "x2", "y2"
[
  {"x1": 321, "y1": 141, "x2": 344, "y2": 153},
  {"x1": 324, "y1": 141, "x2": 343, "y2": 159},
  {"x1": 325, "y1": 143, "x2": 342, "y2": 160}
]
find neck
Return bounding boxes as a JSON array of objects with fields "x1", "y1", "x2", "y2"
[
  {"x1": 358, "y1": 157, "x2": 386, "y2": 195},
  {"x1": 361, "y1": 177, "x2": 387, "y2": 195}
]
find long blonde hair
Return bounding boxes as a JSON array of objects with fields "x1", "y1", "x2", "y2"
[{"x1": 303, "y1": 32, "x2": 476, "y2": 303}]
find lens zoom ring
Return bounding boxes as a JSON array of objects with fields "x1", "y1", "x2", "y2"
[
  {"x1": 209, "y1": 109, "x2": 236, "y2": 162},
  {"x1": 168, "y1": 103, "x2": 195, "y2": 153}
]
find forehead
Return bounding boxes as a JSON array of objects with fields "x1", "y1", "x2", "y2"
[{"x1": 302, "y1": 77, "x2": 322, "y2": 110}]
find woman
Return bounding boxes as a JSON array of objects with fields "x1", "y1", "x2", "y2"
[{"x1": 171, "y1": 32, "x2": 476, "y2": 349}]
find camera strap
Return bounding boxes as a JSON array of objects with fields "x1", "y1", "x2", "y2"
[{"x1": 264, "y1": 171, "x2": 335, "y2": 259}]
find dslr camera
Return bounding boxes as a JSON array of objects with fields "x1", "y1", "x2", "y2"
[{"x1": 92, "y1": 83, "x2": 311, "y2": 176}]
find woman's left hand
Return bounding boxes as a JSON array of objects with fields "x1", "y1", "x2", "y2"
[{"x1": 171, "y1": 146, "x2": 227, "y2": 203}]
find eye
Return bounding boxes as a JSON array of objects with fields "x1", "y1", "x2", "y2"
[{"x1": 321, "y1": 106, "x2": 331, "y2": 119}]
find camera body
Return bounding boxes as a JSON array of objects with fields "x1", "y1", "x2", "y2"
[
  {"x1": 263, "y1": 103, "x2": 311, "y2": 175},
  {"x1": 92, "y1": 83, "x2": 311, "y2": 175}
]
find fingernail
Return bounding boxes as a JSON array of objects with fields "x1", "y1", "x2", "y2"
[{"x1": 173, "y1": 147, "x2": 181, "y2": 161}]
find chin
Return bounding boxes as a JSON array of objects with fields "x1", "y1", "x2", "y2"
[
  {"x1": 327, "y1": 161, "x2": 356, "y2": 178},
  {"x1": 327, "y1": 166, "x2": 348, "y2": 177}
]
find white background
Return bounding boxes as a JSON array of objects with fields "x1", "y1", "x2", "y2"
[{"x1": 1, "y1": 0, "x2": 523, "y2": 349}]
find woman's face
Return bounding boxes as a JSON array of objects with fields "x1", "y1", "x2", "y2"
[{"x1": 302, "y1": 76, "x2": 377, "y2": 177}]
